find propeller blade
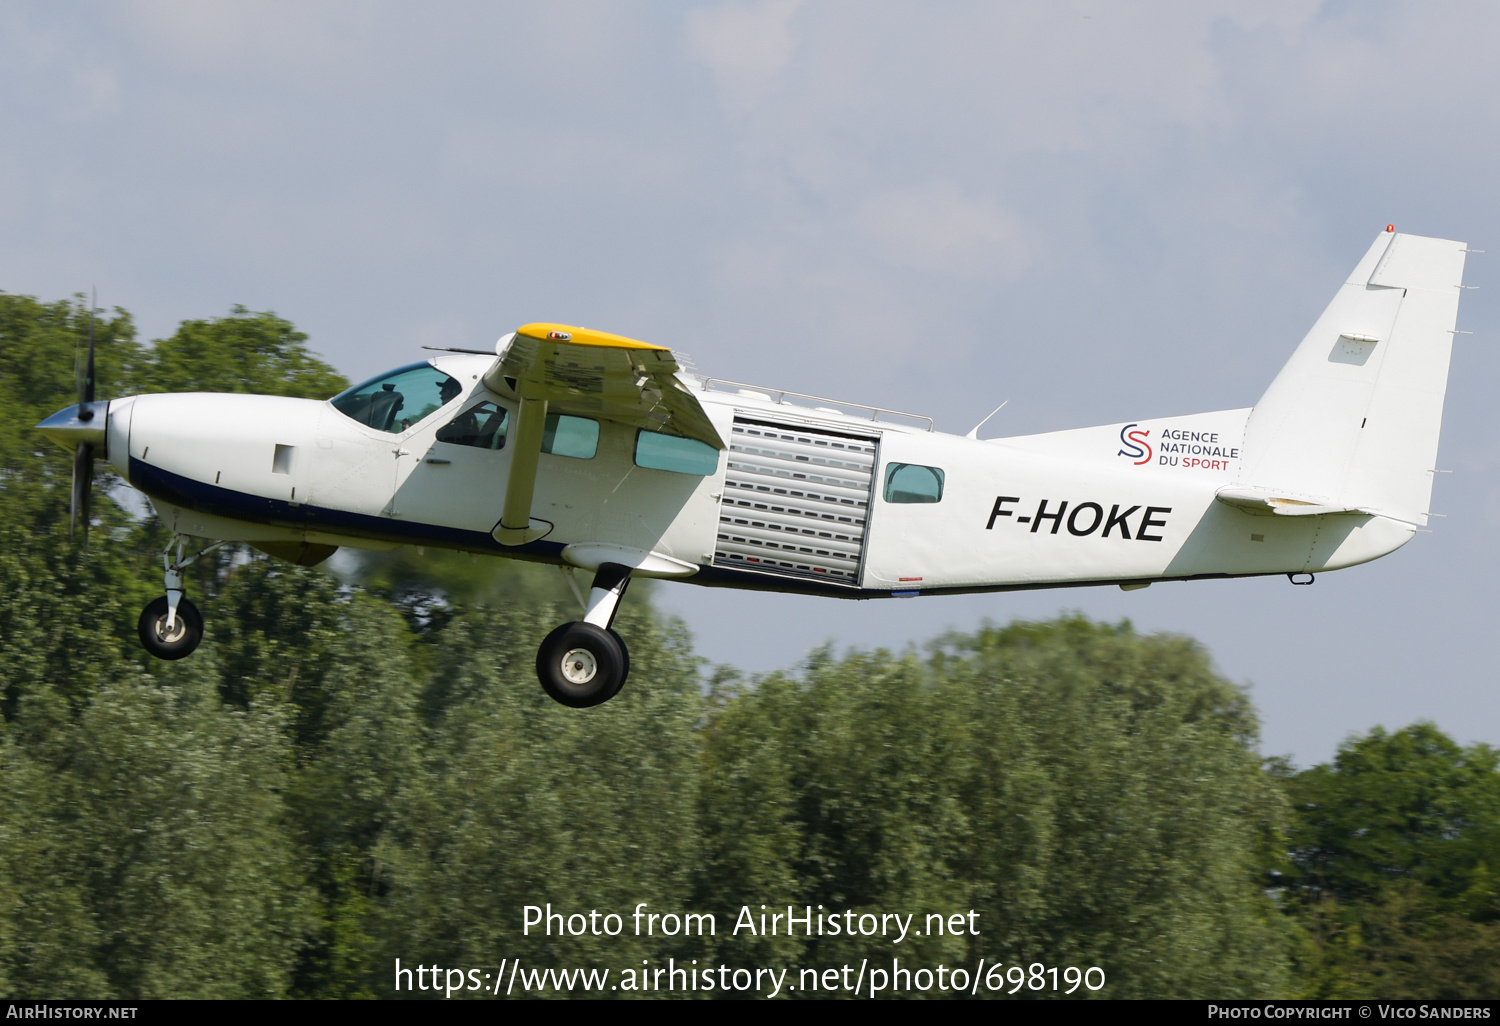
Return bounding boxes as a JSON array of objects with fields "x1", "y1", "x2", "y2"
[
  {"x1": 70, "y1": 442, "x2": 94, "y2": 545},
  {"x1": 79, "y1": 288, "x2": 97, "y2": 417}
]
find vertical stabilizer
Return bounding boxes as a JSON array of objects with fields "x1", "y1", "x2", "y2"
[{"x1": 1237, "y1": 230, "x2": 1467, "y2": 525}]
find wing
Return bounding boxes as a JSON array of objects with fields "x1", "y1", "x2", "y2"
[
  {"x1": 483, "y1": 323, "x2": 725, "y2": 545},
  {"x1": 483, "y1": 323, "x2": 723, "y2": 448}
]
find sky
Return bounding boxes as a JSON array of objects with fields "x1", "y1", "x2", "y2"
[{"x1": 3, "y1": 0, "x2": 1497, "y2": 765}]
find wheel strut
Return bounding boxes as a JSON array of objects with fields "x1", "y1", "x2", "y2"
[
  {"x1": 160, "y1": 537, "x2": 226, "y2": 629},
  {"x1": 137, "y1": 536, "x2": 226, "y2": 661},
  {"x1": 582, "y1": 562, "x2": 631, "y2": 629},
  {"x1": 535, "y1": 562, "x2": 633, "y2": 708}
]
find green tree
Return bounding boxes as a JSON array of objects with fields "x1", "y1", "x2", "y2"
[
  {"x1": 1286, "y1": 724, "x2": 1500, "y2": 913},
  {"x1": 1283, "y1": 724, "x2": 1500, "y2": 998},
  {"x1": 0, "y1": 294, "x2": 347, "y2": 998},
  {"x1": 0, "y1": 669, "x2": 314, "y2": 998},
  {"x1": 137, "y1": 305, "x2": 347, "y2": 399},
  {"x1": 949, "y1": 619, "x2": 1290, "y2": 998},
  {"x1": 0, "y1": 293, "x2": 140, "y2": 533},
  {"x1": 699, "y1": 618, "x2": 1291, "y2": 998},
  {"x1": 286, "y1": 591, "x2": 426, "y2": 998},
  {"x1": 370, "y1": 601, "x2": 707, "y2": 997}
]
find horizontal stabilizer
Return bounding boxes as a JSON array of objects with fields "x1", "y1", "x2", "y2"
[{"x1": 1215, "y1": 486, "x2": 1376, "y2": 518}]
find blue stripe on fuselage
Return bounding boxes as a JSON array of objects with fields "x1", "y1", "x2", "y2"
[
  {"x1": 127, "y1": 457, "x2": 936, "y2": 597},
  {"x1": 127, "y1": 456, "x2": 565, "y2": 559}
]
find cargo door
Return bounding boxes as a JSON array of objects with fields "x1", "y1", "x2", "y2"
[{"x1": 713, "y1": 418, "x2": 877, "y2": 587}]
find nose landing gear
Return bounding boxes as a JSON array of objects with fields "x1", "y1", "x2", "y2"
[
  {"x1": 536, "y1": 562, "x2": 632, "y2": 707},
  {"x1": 136, "y1": 537, "x2": 224, "y2": 661},
  {"x1": 138, "y1": 594, "x2": 204, "y2": 659}
]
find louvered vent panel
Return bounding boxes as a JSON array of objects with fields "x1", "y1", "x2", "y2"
[{"x1": 714, "y1": 418, "x2": 878, "y2": 586}]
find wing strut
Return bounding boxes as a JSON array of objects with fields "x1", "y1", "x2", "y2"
[
  {"x1": 492, "y1": 396, "x2": 553, "y2": 546},
  {"x1": 485, "y1": 320, "x2": 726, "y2": 547}
]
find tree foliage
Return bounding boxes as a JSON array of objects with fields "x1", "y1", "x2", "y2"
[
  {"x1": 1281, "y1": 725, "x2": 1500, "y2": 997},
  {"x1": 700, "y1": 620, "x2": 1291, "y2": 998},
  {"x1": 138, "y1": 305, "x2": 348, "y2": 400}
]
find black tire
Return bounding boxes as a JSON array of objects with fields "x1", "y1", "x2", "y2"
[
  {"x1": 536, "y1": 621, "x2": 626, "y2": 708},
  {"x1": 606, "y1": 627, "x2": 630, "y2": 700},
  {"x1": 137, "y1": 596, "x2": 204, "y2": 660}
]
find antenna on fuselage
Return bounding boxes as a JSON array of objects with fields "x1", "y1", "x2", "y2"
[
  {"x1": 421, "y1": 345, "x2": 499, "y2": 356},
  {"x1": 965, "y1": 400, "x2": 1008, "y2": 440}
]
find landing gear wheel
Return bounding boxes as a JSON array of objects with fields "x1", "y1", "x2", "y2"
[
  {"x1": 137, "y1": 596, "x2": 204, "y2": 660},
  {"x1": 607, "y1": 627, "x2": 630, "y2": 700},
  {"x1": 537, "y1": 622, "x2": 627, "y2": 708}
]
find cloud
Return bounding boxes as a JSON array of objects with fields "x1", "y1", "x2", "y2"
[
  {"x1": 855, "y1": 182, "x2": 1028, "y2": 279},
  {"x1": 118, "y1": 0, "x2": 380, "y2": 81},
  {"x1": 684, "y1": 0, "x2": 802, "y2": 110}
]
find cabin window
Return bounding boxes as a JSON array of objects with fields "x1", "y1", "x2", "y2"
[
  {"x1": 543, "y1": 414, "x2": 599, "y2": 459},
  {"x1": 635, "y1": 430, "x2": 720, "y2": 476},
  {"x1": 883, "y1": 463, "x2": 945, "y2": 503},
  {"x1": 330, "y1": 362, "x2": 460, "y2": 434},
  {"x1": 436, "y1": 402, "x2": 509, "y2": 450}
]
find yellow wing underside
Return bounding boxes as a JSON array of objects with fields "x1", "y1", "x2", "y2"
[{"x1": 483, "y1": 322, "x2": 724, "y2": 450}]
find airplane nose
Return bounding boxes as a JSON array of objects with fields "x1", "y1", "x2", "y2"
[{"x1": 35, "y1": 401, "x2": 109, "y2": 450}]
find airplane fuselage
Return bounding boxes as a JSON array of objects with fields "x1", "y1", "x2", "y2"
[{"x1": 104, "y1": 352, "x2": 1414, "y2": 598}]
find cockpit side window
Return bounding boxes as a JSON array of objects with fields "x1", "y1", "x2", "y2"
[
  {"x1": 436, "y1": 401, "x2": 509, "y2": 450},
  {"x1": 330, "y1": 363, "x2": 461, "y2": 434},
  {"x1": 431, "y1": 404, "x2": 598, "y2": 457},
  {"x1": 542, "y1": 414, "x2": 599, "y2": 459},
  {"x1": 635, "y1": 429, "x2": 719, "y2": 475}
]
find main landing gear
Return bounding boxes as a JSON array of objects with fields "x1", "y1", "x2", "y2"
[
  {"x1": 536, "y1": 562, "x2": 633, "y2": 708},
  {"x1": 134, "y1": 540, "x2": 637, "y2": 706},
  {"x1": 137, "y1": 537, "x2": 224, "y2": 661}
]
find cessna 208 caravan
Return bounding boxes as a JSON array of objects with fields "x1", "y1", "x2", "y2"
[{"x1": 37, "y1": 227, "x2": 1470, "y2": 706}]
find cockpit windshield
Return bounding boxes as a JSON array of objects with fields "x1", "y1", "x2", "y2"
[{"x1": 330, "y1": 362, "x2": 460, "y2": 434}]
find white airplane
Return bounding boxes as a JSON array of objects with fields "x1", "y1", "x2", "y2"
[{"x1": 37, "y1": 227, "x2": 1469, "y2": 707}]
